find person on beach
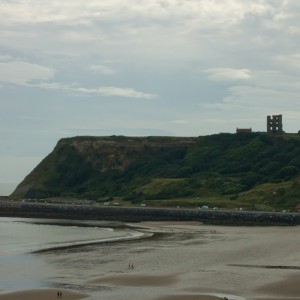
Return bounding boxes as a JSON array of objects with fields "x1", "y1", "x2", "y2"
[
  {"x1": 57, "y1": 291, "x2": 62, "y2": 298},
  {"x1": 128, "y1": 263, "x2": 134, "y2": 270}
]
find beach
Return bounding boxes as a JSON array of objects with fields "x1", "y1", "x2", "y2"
[
  {"x1": 1, "y1": 220, "x2": 300, "y2": 299},
  {"x1": 0, "y1": 289, "x2": 87, "y2": 300}
]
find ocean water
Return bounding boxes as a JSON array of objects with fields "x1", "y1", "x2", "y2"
[{"x1": 0, "y1": 217, "x2": 142, "y2": 292}]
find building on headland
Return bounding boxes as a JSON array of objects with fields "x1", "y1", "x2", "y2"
[
  {"x1": 236, "y1": 128, "x2": 252, "y2": 134},
  {"x1": 267, "y1": 114, "x2": 283, "y2": 134},
  {"x1": 234, "y1": 114, "x2": 288, "y2": 135}
]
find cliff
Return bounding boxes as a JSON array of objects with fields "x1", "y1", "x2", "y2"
[
  {"x1": 11, "y1": 134, "x2": 300, "y2": 210},
  {"x1": 12, "y1": 136, "x2": 196, "y2": 198}
]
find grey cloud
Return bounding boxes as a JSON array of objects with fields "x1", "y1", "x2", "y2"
[
  {"x1": 204, "y1": 68, "x2": 252, "y2": 81},
  {"x1": 89, "y1": 64, "x2": 116, "y2": 75},
  {"x1": 0, "y1": 61, "x2": 54, "y2": 84},
  {"x1": 0, "y1": 57, "x2": 155, "y2": 99},
  {"x1": 30, "y1": 82, "x2": 156, "y2": 99},
  {"x1": 203, "y1": 85, "x2": 300, "y2": 114},
  {"x1": 2, "y1": 0, "x2": 299, "y2": 67}
]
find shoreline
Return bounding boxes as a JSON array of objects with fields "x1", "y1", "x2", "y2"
[
  {"x1": 0, "y1": 217, "x2": 153, "y2": 256},
  {"x1": 32, "y1": 229, "x2": 152, "y2": 254}
]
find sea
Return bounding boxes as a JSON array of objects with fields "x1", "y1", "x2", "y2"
[{"x1": 0, "y1": 217, "x2": 144, "y2": 294}]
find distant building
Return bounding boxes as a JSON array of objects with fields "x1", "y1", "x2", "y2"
[
  {"x1": 295, "y1": 204, "x2": 300, "y2": 213},
  {"x1": 267, "y1": 114, "x2": 283, "y2": 134},
  {"x1": 236, "y1": 128, "x2": 252, "y2": 133}
]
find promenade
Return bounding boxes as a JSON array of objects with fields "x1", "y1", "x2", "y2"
[{"x1": 1, "y1": 201, "x2": 300, "y2": 225}]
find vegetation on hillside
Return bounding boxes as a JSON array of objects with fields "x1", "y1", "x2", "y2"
[{"x1": 11, "y1": 133, "x2": 300, "y2": 210}]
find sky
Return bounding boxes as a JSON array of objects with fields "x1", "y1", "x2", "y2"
[{"x1": 1, "y1": 0, "x2": 300, "y2": 194}]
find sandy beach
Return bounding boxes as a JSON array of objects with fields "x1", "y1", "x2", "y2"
[
  {"x1": 0, "y1": 289, "x2": 225, "y2": 300},
  {"x1": 1, "y1": 221, "x2": 300, "y2": 299},
  {"x1": 0, "y1": 288, "x2": 87, "y2": 299}
]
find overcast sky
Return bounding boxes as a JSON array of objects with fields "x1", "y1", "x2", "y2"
[{"x1": 1, "y1": 0, "x2": 300, "y2": 194}]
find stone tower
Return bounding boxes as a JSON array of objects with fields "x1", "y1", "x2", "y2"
[{"x1": 267, "y1": 114, "x2": 283, "y2": 134}]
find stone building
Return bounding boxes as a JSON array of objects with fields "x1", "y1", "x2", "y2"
[
  {"x1": 236, "y1": 128, "x2": 252, "y2": 133},
  {"x1": 267, "y1": 114, "x2": 283, "y2": 134}
]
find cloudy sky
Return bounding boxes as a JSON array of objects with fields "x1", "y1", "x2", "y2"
[{"x1": 1, "y1": 0, "x2": 300, "y2": 194}]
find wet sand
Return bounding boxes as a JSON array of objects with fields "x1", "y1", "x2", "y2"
[
  {"x1": 0, "y1": 289, "x2": 87, "y2": 299},
  {"x1": 254, "y1": 273, "x2": 300, "y2": 299},
  {"x1": 88, "y1": 273, "x2": 180, "y2": 286},
  {"x1": 91, "y1": 221, "x2": 300, "y2": 300},
  {"x1": 1, "y1": 221, "x2": 300, "y2": 299},
  {"x1": 0, "y1": 290, "x2": 223, "y2": 300},
  {"x1": 157, "y1": 296, "x2": 222, "y2": 300}
]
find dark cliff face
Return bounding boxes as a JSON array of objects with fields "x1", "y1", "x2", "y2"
[
  {"x1": 12, "y1": 136, "x2": 196, "y2": 199},
  {"x1": 11, "y1": 134, "x2": 300, "y2": 209},
  {"x1": 67, "y1": 136, "x2": 195, "y2": 172}
]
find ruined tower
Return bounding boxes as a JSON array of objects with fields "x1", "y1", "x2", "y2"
[{"x1": 267, "y1": 114, "x2": 283, "y2": 134}]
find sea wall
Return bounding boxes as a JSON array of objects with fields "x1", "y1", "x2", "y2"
[{"x1": 1, "y1": 202, "x2": 300, "y2": 225}]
